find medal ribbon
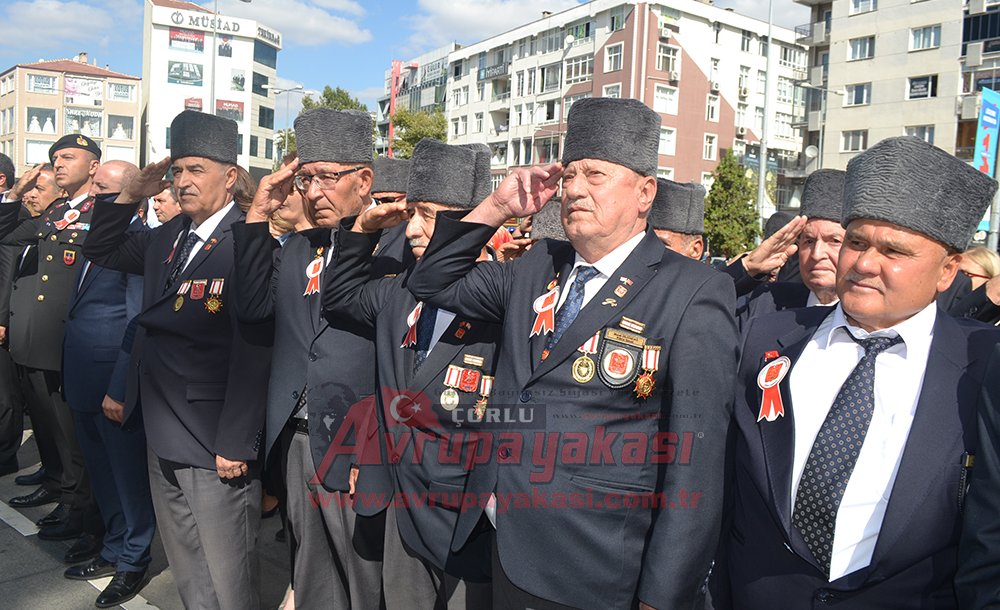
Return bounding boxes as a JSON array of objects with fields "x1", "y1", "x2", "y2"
[
  {"x1": 578, "y1": 331, "x2": 600, "y2": 354},
  {"x1": 480, "y1": 376, "x2": 494, "y2": 398},
  {"x1": 530, "y1": 287, "x2": 560, "y2": 337},
  {"x1": 176, "y1": 281, "x2": 191, "y2": 296},
  {"x1": 303, "y1": 258, "x2": 324, "y2": 297},
  {"x1": 54, "y1": 209, "x2": 80, "y2": 231},
  {"x1": 210, "y1": 278, "x2": 225, "y2": 295},
  {"x1": 401, "y1": 302, "x2": 423, "y2": 348},
  {"x1": 444, "y1": 364, "x2": 463, "y2": 388},
  {"x1": 642, "y1": 346, "x2": 661, "y2": 371},
  {"x1": 756, "y1": 358, "x2": 788, "y2": 422}
]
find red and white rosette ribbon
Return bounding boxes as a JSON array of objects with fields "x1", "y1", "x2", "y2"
[
  {"x1": 401, "y1": 302, "x2": 423, "y2": 348},
  {"x1": 756, "y1": 356, "x2": 791, "y2": 422},
  {"x1": 530, "y1": 286, "x2": 560, "y2": 337},
  {"x1": 642, "y1": 345, "x2": 661, "y2": 371},
  {"x1": 303, "y1": 257, "x2": 324, "y2": 297},
  {"x1": 54, "y1": 209, "x2": 81, "y2": 231}
]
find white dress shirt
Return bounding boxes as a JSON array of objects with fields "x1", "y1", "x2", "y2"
[
  {"x1": 427, "y1": 309, "x2": 458, "y2": 354},
  {"x1": 788, "y1": 302, "x2": 936, "y2": 580},
  {"x1": 555, "y1": 231, "x2": 646, "y2": 311},
  {"x1": 178, "y1": 201, "x2": 234, "y2": 271},
  {"x1": 805, "y1": 291, "x2": 839, "y2": 308}
]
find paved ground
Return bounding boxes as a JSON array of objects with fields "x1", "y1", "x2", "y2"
[{"x1": 0, "y1": 421, "x2": 291, "y2": 609}]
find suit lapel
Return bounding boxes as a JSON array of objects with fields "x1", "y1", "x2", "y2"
[
  {"x1": 528, "y1": 233, "x2": 663, "y2": 384},
  {"x1": 529, "y1": 246, "x2": 575, "y2": 366},
  {"x1": 408, "y1": 316, "x2": 467, "y2": 393},
  {"x1": 178, "y1": 205, "x2": 241, "y2": 282}
]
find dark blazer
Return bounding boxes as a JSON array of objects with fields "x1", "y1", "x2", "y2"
[
  {"x1": 63, "y1": 219, "x2": 145, "y2": 419},
  {"x1": 956, "y1": 342, "x2": 1000, "y2": 608},
  {"x1": 736, "y1": 281, "x2": 811, "y2": 331},
  {"x1": 3, "y1": 197, "x2": 93, "y2": 371},
  {"x1": 0, "y1": 205, "x2": 33, "y2": 327},
  {"x1": 82, "y1": 198, "x2": 271, "y2": 470},
  {"x1": 721, "y1": 306, "x2": 999, "y2": 609},
  {"x1": 408, "y1": 214, "x2": 738, "y2": 610},
  {"x1": 950, "y1": 282, "x2": 1000, "y2": 327},
  {"x1": 324, "y1": 221, "x2": 497, "y2": 580},
  {"x1": 232, "y1": 221, "x2": 407, "y2": 496}
]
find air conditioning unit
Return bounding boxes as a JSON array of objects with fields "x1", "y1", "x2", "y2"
[
  {"x1": 739, "y1": 86, "x2": 750, "y2": 98},
  {"x1": 669, "y1": 71, "x2": 681, "y2": 81},
  {"x1": 736, "y1": 126, "x2": 747, "y2": 138},
  {"x1": 711, "y1": 81, "x2": 721, "y2": 92},
  {"x1": 660, "y1": 27, "x2": 671, "y2": 40},
  {"x1": 967, "y1": 41, "x2": 985, "y2": 68}
]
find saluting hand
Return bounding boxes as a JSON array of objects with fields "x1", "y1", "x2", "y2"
[
  {"x1": 465, "y1": 163, "x2": 563, "y2": 228},
  {"x1": 740, "y1": 215, "x2": 808, "y2": 279},
  {"x1": 352, "y1": 201, "x2": 409, "y2": 233},
  {"x1": 246, "y1": 159, "x2": 299, "y2": 224},
  {"x1": 7, "y1": 164, "x2": 43, "y2": 202},
  {"x1": 216, "y1": 455, "x2": 249, "y2": 480},
  {"x1": 118, "y1": 157, "x2": 172, "y2": 204},
  {"x1": 349, "y1": 466, "x2": 359, "y2": 497}
]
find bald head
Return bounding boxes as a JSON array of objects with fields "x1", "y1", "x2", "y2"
[{"x1": 90, "y1": 160, "x2": 139, "y2": 197}]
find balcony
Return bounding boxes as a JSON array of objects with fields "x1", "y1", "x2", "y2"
[
  {"x1": 795, "y1": 22, "x2": 829, "y2": 46},
  {"x1": 491, "y1": 91, "x2": 511, "y2": 103},
  {"x1": 479, "y1": 63, "x2": 510, "y2": 81}
]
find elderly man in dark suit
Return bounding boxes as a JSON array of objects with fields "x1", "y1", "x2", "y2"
[
  {"x1": 83, "y1": 111, "x2": 271, "y2": 610},
  {"x1": 648, "y1": 178, "x2": 706, "y2": 261},
  {"x1": 0, "y1": 153, "x2": 23, "y2": 478},
  {"x1": 408, "y1": 98, "x2": 738, "y2": 609},
  {"x1": 325, "y1": 139, "x2": 497, "y2": 609},
  {"x1": 716, "y1": 136, "x2": 1000, "y2": 609}
]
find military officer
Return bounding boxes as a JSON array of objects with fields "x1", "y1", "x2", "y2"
[
  {"x1": 1, "y1": 135, "x2": 102, "y2": 544},
  {"x1": 325, "y1": 139, "x2": 497, "y2": 609},
  {"x1": 648, "y1": 178, "x2": 706, "y2": 260},
  {"x1": 82, "y1": 110, "x2": 271, "y2": 610},
  {"x1": 407, "y1": 98, "x2": 739, "y2": 609},
  {"x1": 233, "y1": 109, "x2": 407, "y2": 609}
]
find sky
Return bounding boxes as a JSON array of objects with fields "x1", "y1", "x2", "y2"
[{"x1": 0, "y1": 0, "x2": 808, "y2": 129}]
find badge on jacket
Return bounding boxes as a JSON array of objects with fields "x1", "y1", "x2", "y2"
[{"x1": 757, "y1": 352, "x2": 790, "y2": 422}]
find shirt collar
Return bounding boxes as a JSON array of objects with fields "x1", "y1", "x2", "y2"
[
  {"x1": 66, "y1": 193, "x2": 89, "y2": 209},
  {"x1": 570, "y1": 231, "x2": 646, "y2": 279},
  {"x1": 806, "y1": 291, "x2": 839, "y2": 308},
  {"x1": 189, "y1": 200, "x2": 235, "y2": 242},
  {"x1": 821, "y1": 301, "x2": 937, "y2": 356}
]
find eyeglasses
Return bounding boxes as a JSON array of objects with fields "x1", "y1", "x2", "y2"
[
  {"x1": 294, "y1": 167, "x2": 364, "y2": 191},
  {"x1": 962, "y1": 270, "x2": 992, "y2": 281},
  {"x1": 373, "y1": 194, "x2": 406, "y2": 205}
]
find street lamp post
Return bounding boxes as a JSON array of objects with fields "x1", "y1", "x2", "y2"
[
  {"x1": 756, "y1": 0, "x2": 775, "y2": 235},
  {"x1": 263, "y1": 84, "x2": 304, "y2": 158}
]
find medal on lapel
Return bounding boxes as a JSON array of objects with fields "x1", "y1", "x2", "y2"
[
  {"x1": 79, "y1": 199, "x2": 93, "y2": 213},
  {"x1": 634, "y1": 345, "x2": 661, "y2": 399},
  {"x1": 303, "y1": 248, "x2": 324, "y2": 297},
  {"x1": 573, "y1": 332, "x2": 600, "y2": 383},
  {"x1": 63, "y1": 250, "x2": 76, "y2": 266},
  {"x1": 203, "y1": 237, "x2": 218, "y2": 252},
  {"x1": 530, "y1": 284, "x2": 560, "y2": 338},
  {"x1": 190, "y1": 279, "x2": 207, "y2": 300},
  {"x1": 401, "y1": 302, "x2": 423, "y2": 348},
  {"x1": 205, "y1": 278, "x2": 225, "y2": 314},
  {"x1": 597, "y1": 328, "x2": 645, "y2": 390},
  {"x1": 474, "y1": 376, "x2": 494, "y2": 420},
  {"x1": 174, "y1": 281, "x2": 191, "y2": 312},
  {"x1": 756, "y1": 352, "x2": 790, "y2": 422},
  {"x1": 441, "y1": 365, "x2": 465, "y2": 411},
  {"x1": 54, "y1": 209, "x2": 80, "y2": 231}
]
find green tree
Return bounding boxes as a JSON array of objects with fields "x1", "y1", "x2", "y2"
[
  {"x1": 301, "y1": 86, "x2": 368, "y2": 112},
  {"x1": 390, "y1": 108, "x2": 448, "y2": 159},
  {"x1": 703, "y1": 151, "x2": 760, "y2": 258}
]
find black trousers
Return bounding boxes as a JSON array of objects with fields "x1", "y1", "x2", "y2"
[{"x1": 0, "y1": 348, "x2": 24, "y2": 467}]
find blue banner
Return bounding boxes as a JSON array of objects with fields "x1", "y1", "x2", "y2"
[{"x1": 974, "y1": 87, "x2": 1000, "y2": 177}]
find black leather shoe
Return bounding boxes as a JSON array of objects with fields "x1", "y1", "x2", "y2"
[
  {"x1": 38, "y1": 520, "x2": 84, "y2": 541},
  {"x1": 14, "y1": 467, "x2": 45, "y2": 486},
  {"x1": 64, "y1": 533, "x2": 103, "y2": 564},
  {"x1": 64, "y1": 557, "x2": 115, "y2": 581},
  {"x1": 95, "y1": 570, "x2": 150, "y2": 608},
  {"x1": 0, "y1": 459, "x2": 18, "y2": 477},
  {"x1": 9, "y1": 486, "x2": 58, "y2": 508},
  {"x1": 36, "y1": 503, "x2": 71, "y2": 527}
]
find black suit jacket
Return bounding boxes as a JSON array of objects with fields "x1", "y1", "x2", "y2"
[
  {"x1": 721, "y1": 306, "x2": 999, "y2": 609},
  {"x1": 736, "y1": 281, "x2": 811, "y2": 332},
  {"x1": 83, "y1": 198, "x2": 271, "y2": 469},
  {"x1": 324, "y1": 222, "x2": 497, "y2": 580},
  {"x1": 408, "y1": 214, "x2": 738, "y2": 610},
  {"x1": 0, "y1": 205, "x2": 33, "y2": 328}
]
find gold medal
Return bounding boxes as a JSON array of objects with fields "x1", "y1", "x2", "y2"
[
  {"x1": 174, "y1": 295, "x2": 184, "y2": 312},
  {"x1": 440, "y1": 388, "x2": 460, "y2": 411},
  {"x1": 634, "y1": 371, "x2": 655, "y2": 399},
  {"x1": 473, "y1": 398, "x2": 488, "y2": 420},
  {"x1": 205, "y1": 296, "x2": 222, "y2": 314},
  {"x1": 572, "y1": 355, "x2": 595, "y2": 383}
]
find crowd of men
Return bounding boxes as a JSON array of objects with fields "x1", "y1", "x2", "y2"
[{"x1": 0, "y1": 97, "x2": 1000, "y2": 610}]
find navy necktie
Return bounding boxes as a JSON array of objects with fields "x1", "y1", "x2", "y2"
[
  {"x1": 792, "y1": 332, "x2": 903, "y2": 575},
  {"x1": 164, "y1": 231, "x2": 200, "y2": 293},
  {"x1": 546, "y1": 266, "x2": 599, "y2": 350},
  {"x1": 414, "y1": 304, "x2": 439, "y2": 372}
]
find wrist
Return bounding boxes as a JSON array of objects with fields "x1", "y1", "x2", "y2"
[{"x1": 246, "y1": 209, "x2": 270, "y2": 224}]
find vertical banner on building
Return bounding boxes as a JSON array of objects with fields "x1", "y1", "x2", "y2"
[{"x1": 975, "y1": 88, "x2": 1000, "y2": 176}]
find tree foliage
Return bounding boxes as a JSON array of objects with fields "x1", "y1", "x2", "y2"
[
  {"x1": 703, "y1": 151, "x2": 760, "y2": 258},
  {"x1": 301, "y1": 86, "x2": 368, "y2": 112},
  {"x1": 390, "y1": 109, "x2": 448, "y2": 159}
]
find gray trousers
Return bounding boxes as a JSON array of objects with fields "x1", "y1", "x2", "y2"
[
  {"x1": 383, "y1": 504, "x2": 492, "y2": 610},
  {"x1": 285, "y1": 430, "x2": 384, "y2": 609},
  {"x1": 148, "y1": 447, "x2": 261, "y2": 610}
]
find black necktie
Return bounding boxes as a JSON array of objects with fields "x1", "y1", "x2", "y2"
[
  {"x1": 792, "y1": 332, "x2": 904, "y2": 575},
  {"x1": 164, "y1": 231, "x2": 200, "y2": 293},
  {"x1": 413, "y1": 304, "x2": 438, "y2": 372},
  {"x1": 546, "y1": 266, "x2": 599, "y2": 351}
]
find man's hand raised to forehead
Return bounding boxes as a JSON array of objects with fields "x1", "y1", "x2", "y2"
[
  {"x1": 352, "y1": 201, "x2": 409, "y2": 234},
  {"x1": 465, "y1": 163, "x2": 563, "y2": 228},
  {"x1": 742, "y1": 214, "x2": 809, "y2": 279},
  {"x1": 7, "y1": 164, "x2": 43, "y2": 202},
  {"x1": 117, "y1": 157, "x2": 172, "y2": 204},
  {"x1": 246, "y1": 159, "x2": 299, "y2": 224}
]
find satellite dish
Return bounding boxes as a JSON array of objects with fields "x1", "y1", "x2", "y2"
[
  {"x1": 804, "y1": 145, "x2": 819, "y2": 159},
  {"x1": 564, "y1": 34, "x2": 575, "y2": 46}
]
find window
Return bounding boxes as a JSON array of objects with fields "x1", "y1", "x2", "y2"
[
  {"x1": 453, "y1": 60, "x2": 463, "y2": 79},
  {"x1": 845, "y1": 83, "x2": 871, "y2": 106},
  {"x1": 514, "y1": 104, "x2": 523, "y2": 126},
  {"x1": 491, "y1": 174, "x2": 504, "y2": 191},
  {"x1": 543, "y1": 99, "x2": 560, "y2": 122},
  {"x1": 606, "y1": 44, "x2": 623, "y2": 72},
  {"x1": 653, "y1": 85, "x2": 678, "y2": 114},
  {"x1": 656, "y1": 45, "x2": 678, "y2": 73},
  {"x1": 842, "y1": 129, "x2": 868, "y2": 152},
  {"x1": 516, "y1": 71, "x2": 524, "y2": 96},
  {"x1": 527, "y1": 68, "x2": 536, "y2": 94},
  {"x1": 26, "y1": 108, "x2": 56, "y2": 134},
  {"x1": 565, "y1": 93, "x2": 590, "y2": 114},
  {"x1": 478, "y1": 52, "x2": 487, "y2": 71},
  {"x1": 64, "y1": 76, "x2": 102, "y2": 106},
  {"x1": 65, "y1": 108, "x2": 101, "y2": 138},
  {"x1": 910, "y1": 25, "x2": 941, "y2": 51},
  {"x1": 511, "y1": 139, "x2": 521, "y2": 164},
  {"x1": 525, "y1": 102, "x2": 534, "y2": 125},
  {"x1": 265, "y1": 139, "x2": 273, "y2": 159},
  {"x1": 755, "y1": 107, "x2": 764, "y2": 132},
  {"x1": 107, "y1": 115, "x2": 134, "y2": 140},
  {"x1": 252, "y1": 72, "x2": 269, "y2": 96},
  {"x1": 849, "y1": 37, "x2": 875, "y2": 60},
  {"x1": 739, "y1": 66, "x2": 750, "y2": 89},
  {"x1": 477, "y1": 83, "x2": 485, "y2": 102},
  {"x1": 701, "y1": 172, "x2": 715, "y2": 191},
  {"x1": 27, "y1": 74, "x2": 57, "y2": 94},
  {"x1": 703, "y1": 134, "x2": 718, "y2": 161},
  {"x1": 542, "y1": 28, "x2": 564, "y2": 54},
  {"x1": 850, "y1": 0, "x2": 877, "y2": 15},
  {"x1": 610, "y1": 6, "x2": 627, "y2": 31},
  {"x1": 523, "y1": 139, "x2": 533, "y2": 164},
  {"x1": 907, "y1": 75, "x2": 938, "y2": 99},
  {"x1": 565, "y1": 55, "x2": 594, "y2": 84},
  {"x1": 657, "y1": 168, "x2": 674, "y2": 180},
  {"x1": 108, "y1": 83, "x2": 136, "y2": 102},
  {"x1": 165, "y1": 127, "x2": 171, "y2": 149},
  {"x1": 737, "y1": 103, "x2": 747, "y2": 127},
  {"x1": 536, "y1": 137, "x2": 559, "y2": 163},
  {"x1": 518, "y1": 38, "x2": 528, "y2": 58},
  {"x1": 460, "y1": 115, "x2": 468, "y2": 135},
  {"x1": 779, "y1": 46, "x2": 805, "y2": 69},
  {"x1": 710, "y1": 58, "x2": 720, "y2": 82},
  {"x1": 776, "y1": 77, "x2": 794, "y2": 104},
  {"x1": 603, "y1": 83, "x2": 621, "y2": 98},
  {"x1": 259, "y1": 106, "x2": 274, "y2": 129},
  {"x1": 25, "y1": 140, "x2": 51, "y2": 164},
  {"x1": 452, "y1": 118, "x2": 460, "y2": 136},
  {"x1": 906, "y1": 125, "x2": 935, "y2": 144},
  {"x1": 451, "y1": 88, "x2": 463, "y2": 107},
  {"x1": 253, "y1": 41, "x2": 278, "y2": 69},
  {"x1": 658, "y1": 127, "x2": 676, "y2": 155},
  {"x1": 541, "y1": 64, "x2": 561, "y2": 92},
  {"x1": 567, "y1": 21, "x2": 593, "y2": 42},
  {"x1": 775, "y1": 113, "x2": 794, "y2": 139},
  {"x1": 759, "y1": 37, "x2": 768, "y2": 58},
  {"x1": 706, "y1": 94, "x2": 720, "y2": 122},
  {"x1": 250, "y1": 135, "x2": 259, "y2": 157},
  {"x1": 732, "y1": 140, "x2": 746, "y2": 157},
  {"x1": 741, "y1": 30, "x2": 752, "y2": 52},
  {"x1": 757, "y1": 70, "x2": 767, "y2": 95},
  {"x1": 475, "y1": 112, "x2": 483, "y2": 133}
]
